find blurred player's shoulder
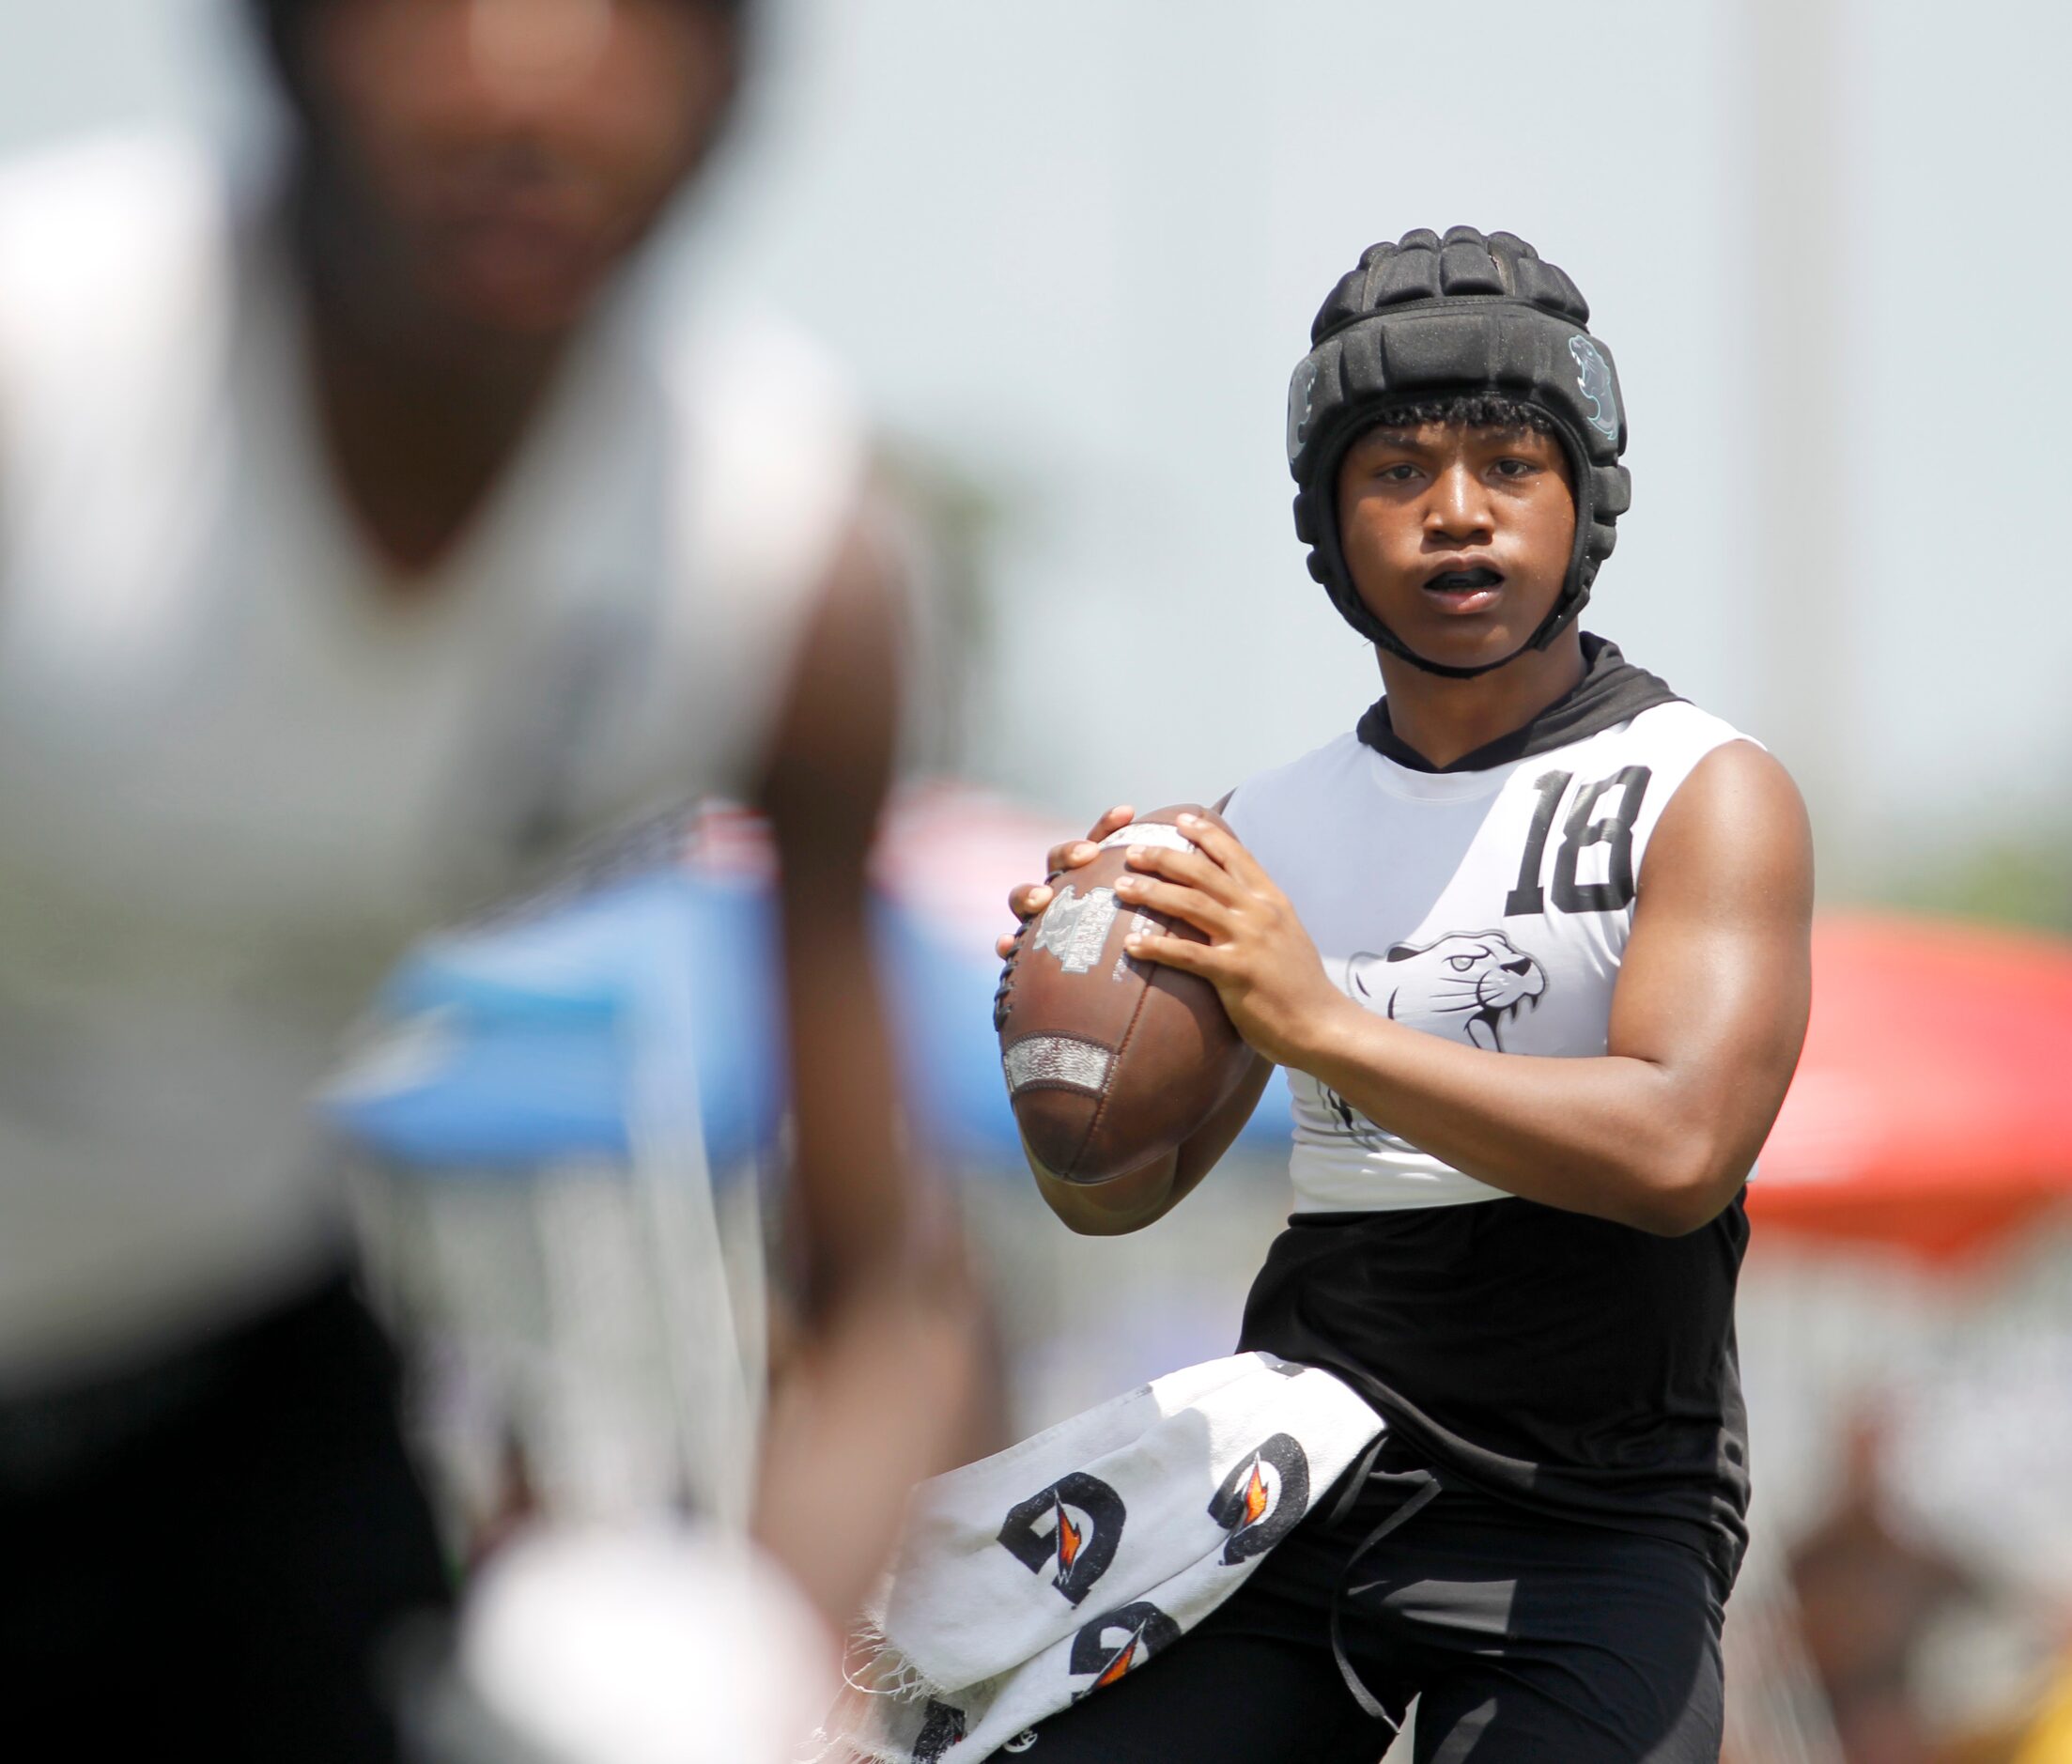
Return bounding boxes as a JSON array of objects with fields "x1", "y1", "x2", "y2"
[
  {"x1": 653, "y1": 301, "x2": 864, "y2": 454},
  {"x1": 0, "y1": 132, "x2": 242, "y2": 478},
  {"x1": 0, "y1": 130, "x2": 223, "y2": 247},
  {"x1": 0, "y1": 133, "x2": 234, "y2": 340},
  {"x1": 647, "y1": 297, "x2": 873, "y2": 608}
]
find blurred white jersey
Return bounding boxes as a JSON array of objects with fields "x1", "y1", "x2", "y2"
[
  {"x1": 0, "y1": 136, "x2": 870, "y2": 1385},
  {"x1": 1225, "y1": 690, "x2": 1754, "y2": 1215}
]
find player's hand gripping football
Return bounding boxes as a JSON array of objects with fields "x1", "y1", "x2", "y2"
[
  {"x1": 995, "y1": 803, "x2": 1140, "y2": 960},
  {"x1": 1110, "y1": 812, "x2": 1349, "y2": 1071},
  {"x1": 997, "y1": 806, "x2": 1347, "y2": 1070}
]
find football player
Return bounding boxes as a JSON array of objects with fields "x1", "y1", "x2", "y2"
[
  {"x1": 0, "y1": 2, "x2": 973, "y2": 1756},
  {"x1": 995, "y1": 228, "x2": 1813, "y2": 1760}
]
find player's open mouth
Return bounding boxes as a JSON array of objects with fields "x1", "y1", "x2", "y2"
[{"x1": 1421, "y1": 566, "x2": 1504, "y2": 611}]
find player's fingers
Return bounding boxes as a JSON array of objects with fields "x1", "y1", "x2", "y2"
[
  {"x1": 1044, "y1": 839, "x2": 1096, "y2": 874},
  {"x1": 1044, "y1": 805, "x2": 1136, "y2": 876},
  {"x1": 1177, "y1": 813, "x2": 1267, "y2": 890},
  {"x1": 1123, "y1": 926, "x2": 1213, "y2": 974},
  {"x1": 1114, "y1": 874, "x2": 1229, "y2": 936},
  {"x1": 1007, "y1": 881, "x2": 1054, "y2": 923},
  {"x1": 1123, "y1": 841, "x2": 1242, "y2": 905}
]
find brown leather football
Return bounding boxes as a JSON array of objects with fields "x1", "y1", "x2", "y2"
[{"x1": 996, "y1": 804, "x2": 1255, "y2": 1184}]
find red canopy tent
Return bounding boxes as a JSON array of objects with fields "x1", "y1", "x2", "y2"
[{"x1": 1750, "y1": 915, "x2": 2072, "y2": 1260}]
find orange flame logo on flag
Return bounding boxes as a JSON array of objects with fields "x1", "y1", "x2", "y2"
[
  {"x1": 1093, "y1": 1626, "x2": 1143, "y2": 1689},
  {"x1": 1056, "y1": 1497, "x2": 1083, "y2": 1572},
  {"x1": 1242, "y1": 1459, "x2": 1270, "y2": 1528}
]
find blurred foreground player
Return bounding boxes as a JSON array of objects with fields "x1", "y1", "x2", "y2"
[
  {"x1": 878, "y1": 230, "x2": 1811, "y2": 1762},
  {"x1": 0, "y1": 1, "x2": 971, "y2": 1756}
]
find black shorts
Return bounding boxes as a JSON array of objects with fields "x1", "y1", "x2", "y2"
[
  {"x1": 0, "y1": 1271, "x2": 452, "y2": 1762},
  {"x1": 1013, "y1": 1442, "x2": 1725, "y2": 1763}
]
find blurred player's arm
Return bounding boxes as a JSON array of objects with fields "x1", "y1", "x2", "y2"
[
  {"x1": 748, "y1": 504, "x2": 984, "y2": 1629},
  {"x1": 1124, "y1": 743, "x2": 1814, "y2": 1237}
]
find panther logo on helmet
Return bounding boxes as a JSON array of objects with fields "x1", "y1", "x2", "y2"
[{"x1": 1569, "y1": 334, "x2": 1620, "y2": 441}]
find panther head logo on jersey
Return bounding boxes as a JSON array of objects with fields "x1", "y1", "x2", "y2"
[{"x1": 1348, "y1": 930, "x2": 1547, "y2": 1053}]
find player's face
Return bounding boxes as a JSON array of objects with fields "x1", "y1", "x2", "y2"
[
  {"x1": 1335, "y1": 423, "x2": 1576, "y2": 673},
  {"x1": 303, "y1": 0, "x2": 736, "y2": 335}
]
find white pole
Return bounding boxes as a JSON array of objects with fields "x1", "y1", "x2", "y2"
[{"x1": 1742, "y1": 0, "x2": 1857, "y2": 886}]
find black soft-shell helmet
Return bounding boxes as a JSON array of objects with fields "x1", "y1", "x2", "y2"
[{"x1": 1287, "y1": 227, "x2": 1632, "y2": 677}]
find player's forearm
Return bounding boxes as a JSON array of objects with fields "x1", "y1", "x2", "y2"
[
  {"x1": 1294, "y1": 1002, "x2": 1748, "y2": 1234},
  {"x1": 759, "y1": 508, "x2": 921, "y2": 1312},
  {"x1": 780, "y1": 886, "x2": 914, "y2": 1305},
  {"x1": 752, "y1": 1247, "x2": 983, "y2": 1628}
]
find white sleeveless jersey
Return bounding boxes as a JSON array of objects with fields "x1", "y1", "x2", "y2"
[
  {"x1": 1224, "y1": 692, "x2": 1756, "y2": 1216},
  {"x1": 0, "y1": 136, "x2": 871, "y2": 1383}
]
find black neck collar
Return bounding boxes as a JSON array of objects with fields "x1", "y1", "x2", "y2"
[{"x1": 1355, "y1": 634, "x2": 1680, "y2": 775}]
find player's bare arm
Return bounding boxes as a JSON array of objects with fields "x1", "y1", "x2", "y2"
[
  {"x1": 761, "y1": 511, "x2": 913, "y2": 1309},
  {"x1": 1121, "y1": 747, "x2": 1813, "y2": 1236},
  {"x1": 750, "y1": 506, "x2": 982, "y2": 1625}
]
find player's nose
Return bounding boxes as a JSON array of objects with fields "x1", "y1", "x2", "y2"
[{"x1": 1424, "y1": 461, "x2": 1493, "y2": 541}]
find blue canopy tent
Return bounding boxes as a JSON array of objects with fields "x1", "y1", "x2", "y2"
[
  {"x1": 321, "y1": 868, "x2": 1291, "y2": 1174},
  {"x1": 326, "y1": 861, "x2": 1292, "y2": 1537}
]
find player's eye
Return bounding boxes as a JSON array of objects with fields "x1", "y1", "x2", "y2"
[{"x1": 1492, "y1": 457, "x2": 1535, "y2": 479}]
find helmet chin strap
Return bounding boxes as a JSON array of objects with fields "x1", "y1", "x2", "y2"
[
  {"x1": 1378, "y1": 631, "x2": 1533, "y2": 681},
  {"x1": 1362, "y1": 594, "x2": 1584, "y2": 680}
]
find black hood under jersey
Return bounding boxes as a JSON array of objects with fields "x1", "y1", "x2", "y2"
[{"x1": 1355, "y1": 633, "x2": 1680, "y2": 775}]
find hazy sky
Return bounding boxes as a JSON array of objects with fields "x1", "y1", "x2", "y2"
[{"x1": 6, "y1": 0, "x2": 2067, "y2": 875}]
